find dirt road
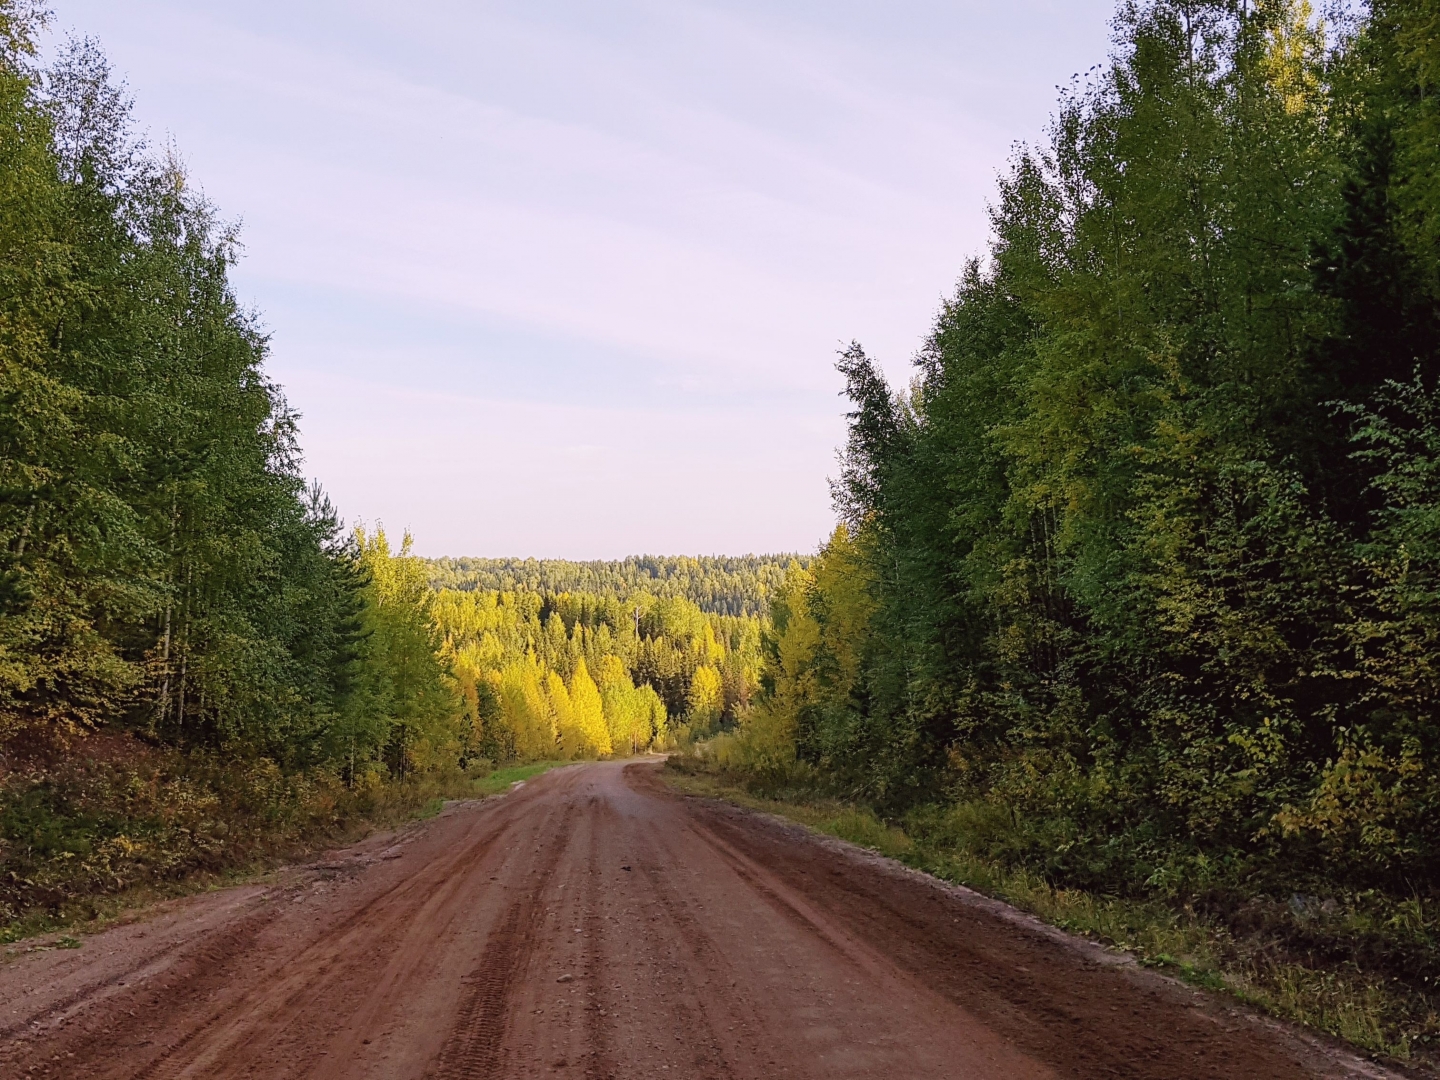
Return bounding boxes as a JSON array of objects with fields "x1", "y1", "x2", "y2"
[{"x1": 0, "y1": 761, "x2": 1403, "y2": 1079}]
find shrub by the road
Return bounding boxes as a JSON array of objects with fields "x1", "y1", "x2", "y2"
[{"x1": 0, "y1": 734, "x2": 480, "y2": 938}]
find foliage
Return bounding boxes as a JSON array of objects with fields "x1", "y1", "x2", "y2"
[
  {"x1": 0, "y1": 733, "x2": 477, "y2": 938},
  {"x1": 750, "y1": 0, "x2": 1440, "y2": 887},
  {"x1": 437, "y1": 586, "x2": 763, "y2": 760},
  {"x1": 0, "y1": 2, "x2": 480, "y2": 928},
  {"x1": 0, "y1": 7, "x2": 416, "y2": 774},
  {"x1": 0, "y1": 3, "x2": 473, "y2": 785},
  {"x1": 350, "y1": 527, "x2": 462, "y2": 777},
  {"x1": 713, "y1": 0, "x2": 1440, "y2": 1059},
  {"x1": 469, "y1": 759, "x2": 570, "y2": 796}
]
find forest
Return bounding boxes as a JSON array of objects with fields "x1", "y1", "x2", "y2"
[
  {"x1": 0, "y1": 2, "x2": 774, "y2": 931},
  {"x1": 11, "y1": 0, "x2": 1440, "y2": 1055},
  {"x1": 697, "y1": 0, "x2": 1440, "y2": 1054},
  {"x1": 437, "y1": 586, "x2": 764, "y2": 760},
  {"x1": 0, "y1": 7, "x2": 455, "y2": 781},
  {"x1": 427, "y1": 554, "x2": 803, "y2": 617},
  {"x1": 0, "y1": 0, "x2": 492, "y2": 927},
  {"x1": 427, "y1": 558, "x2": 781, "y2": 765}
]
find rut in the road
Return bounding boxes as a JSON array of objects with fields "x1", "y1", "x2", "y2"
[
  {"x1": 433, "y1": 898, "x2": 529, "y2": 1078},
  {"x1": 433, "y1": 797, "x2": 574, "y2": 1079},
  {"x1": 0, "y1": 761, "x2": 1405, "y2": 1080}
]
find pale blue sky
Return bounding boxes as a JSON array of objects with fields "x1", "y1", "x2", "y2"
[{"x1": 44, "y1": 1, "x2": 1117, "y2": 558}]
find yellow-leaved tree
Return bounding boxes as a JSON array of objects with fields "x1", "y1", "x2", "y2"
[
  {"x1": 687, "y1": 664, "x2": 724, "y2": 735},
  {"x1": 500, "y1": 658, "x2": 554, "y2": 761},
  {"x1": 597, "y1": 655, "x2": 667, "y2": 754},
  {"x1": 546, "y1": 670, "x2": 578, "y2": 757},
  {"x1": 566, "y1": 658, "x2": 612, "y2": 758},
  {"x1": 714, "y1": 563, "x2": 812, "y2": 774},
  {"x1": 597, "y1": 656, "x2": 639, "y2": 753}
]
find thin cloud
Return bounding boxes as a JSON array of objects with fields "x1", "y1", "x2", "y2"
[{"x1": 43, "y1": 0, "x2": 1117, "y2": 557}]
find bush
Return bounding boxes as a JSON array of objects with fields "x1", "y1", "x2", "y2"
[{"x1": 0, "y1": 732, "x2": 470, "y2": 935}]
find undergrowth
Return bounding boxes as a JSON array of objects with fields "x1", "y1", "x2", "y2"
[
  {"x1": 663, "y1": 756, "x2": 1440, "y2": 1069},
  {"x1": 0, "y1": 732, "x2": 541, "y2": 945}
]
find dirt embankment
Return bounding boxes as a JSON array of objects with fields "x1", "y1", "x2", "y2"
[{"x1": 0, "y1": 761, "x2": 1408, "y2": 1079}]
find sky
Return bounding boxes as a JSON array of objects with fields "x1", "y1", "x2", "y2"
[{"x1": 42, "y1": 0, "x2": 1119, "y2": 559}]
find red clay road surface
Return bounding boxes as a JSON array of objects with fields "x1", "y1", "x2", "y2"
[{"x1": 0, "y1": 761, "x2": 1406, "y2": 1079}]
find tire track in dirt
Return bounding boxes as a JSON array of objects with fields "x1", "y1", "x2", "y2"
[
  {"x1": 306, "y1": 794, "x2": 578, "y2": 1080},
  {"x1": 128, "y1": 799, "x2": 526, "y2": 1080},
  {"x1": 432, "y1": 893, "x2": 531, "y2": 1078},
  {"x1": 632, "y1": 844, "x2": 751, "y2": 1079},
  {"x1": 1, "y1": 902, "x2": 283, "y2": 1078},
  {"x1": 580, "y1": 796, "x2": 615, "y2": 1080},
  {"x1": 0, "y1": 900, "x2": 271, "y2": 1043},
  {"x1": 3, "y1": 775, "x2": 577, "y2": 1080},
  {"x1": 631, "y1": 800, "x2": 1051, "y2": 1080},
  {"x1": 669, "y1": 770, "x2": 1399, "y2": 1080},
  {"x1": 432, "y1": 798, "x2": 577, "y2": 1080},
  {"x1": 0, "y1": 761, "x2": 1407, "y2": 1080},
  {"x1": 110, "y1": 908, "x2": 289, "y2": 1080},
  {"x1": 684, "y1": 815, "x2": 906, "y2": 981}
]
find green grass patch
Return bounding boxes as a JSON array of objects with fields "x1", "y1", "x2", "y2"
[
  {"x1": 663, "y1": 771, "x2": 915, "y2": 859},
  {"x1": 471, "y1": 760, "x2": 571, "y2": 796}
]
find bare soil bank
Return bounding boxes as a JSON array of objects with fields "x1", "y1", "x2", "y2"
[{"x1": 0, "y1": 760, "x2": 1408, "y2": 1079}]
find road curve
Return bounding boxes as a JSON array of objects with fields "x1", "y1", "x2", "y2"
[{"x1": 0, "y1": 761, "x2": 1402, "y2": 1079}]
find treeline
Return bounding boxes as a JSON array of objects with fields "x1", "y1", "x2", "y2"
[
  {"x1": 438, "y1": 588, "x2": 763, "y2": 761},
  {"x1": 427, "y1": 555, "x2": 805, "y2": 617},
  {"x1": 0, "y1": 0, "x2": 787, "y2": 933},
  {"x1": 0, "y1": 4, "x2": 484, "y2": 927},
  {"x1": 0, "y1": 7, "x2": 460, "y2": 781},
  {"x1": 729, "y1": 0, "x2": 1440, "y2": 904}
]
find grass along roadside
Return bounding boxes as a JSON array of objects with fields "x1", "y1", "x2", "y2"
[
  {"x1": 470, "y1": 760, "x2": 573, "y2": 795},
  {"x1": 1, "y1": 780, "x2": 468, "y2": 952},
  {"x1": 660, "y1": 765, "x2": 1439, "y2": 1070},
  {"x1": 379, "y1": 759, "x2": 573, "y2": 820},
  {"x1": 0, "y1": 748, "x2": 571, "y2": 952}
]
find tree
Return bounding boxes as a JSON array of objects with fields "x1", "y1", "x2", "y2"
[
  {"x1": 686, "y1": 665, "x2": 724, "y2": 735},
  {"x1": 354, "y1": 528, "x2": 460, "y2": 776},
  {"x1": 566, "y1": 657, "x2": 611, "y2": 758}
]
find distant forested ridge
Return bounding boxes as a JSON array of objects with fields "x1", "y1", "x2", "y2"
[
  {"x1": 427, "y1": 555, "x2": 806, "y2": 617},
  {"x1": 723, "y1": 1, "x2": 1440, "y2": 902}
]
